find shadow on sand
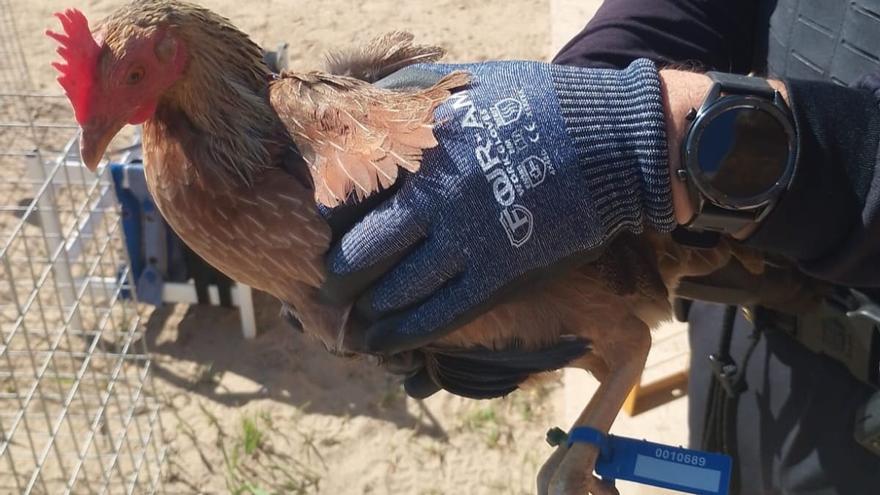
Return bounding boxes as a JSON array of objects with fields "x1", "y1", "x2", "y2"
[{"x1": 142, "y1": 290, "x2": 447, "y2": 440}]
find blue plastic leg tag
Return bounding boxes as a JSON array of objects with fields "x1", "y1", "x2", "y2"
[{"x1": 567, "y1": 426, "x2": 731, "y2": 495}]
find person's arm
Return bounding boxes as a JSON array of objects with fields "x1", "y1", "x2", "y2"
[
  {"x1": 662, "y1": 69, "x2": 880, "y2": 287},
  {"x1": 554, "y1": 0, "x2": 760, "y2": 72},
  {"x1": 556, "y1": 0, "x2": 880, "y2": 287},
  {"x1": 745, "y1": 74, "x2": 880, "y2": 286}
]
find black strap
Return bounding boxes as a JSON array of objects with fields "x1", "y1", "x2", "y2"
[
  {"x1": 706, "y1": 71, "x2": 776, "y2": 98},
  {"x1": 701, "y1": 306, "x2": 762, "y2": 495}
]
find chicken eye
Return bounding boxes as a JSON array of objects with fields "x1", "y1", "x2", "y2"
[{"x1": 126, "y1": 67, "x2": 145, "y2": 85}]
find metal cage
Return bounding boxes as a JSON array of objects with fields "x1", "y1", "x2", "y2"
[{"x1": 0, "y1": 1, "x2": 166, "y2": 493}]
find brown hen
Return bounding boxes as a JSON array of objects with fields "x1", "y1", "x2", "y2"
[{"x1": 48, "y1": 1, "x2": 786, "y2": 493}]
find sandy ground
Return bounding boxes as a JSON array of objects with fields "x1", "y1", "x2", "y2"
[
  {"x1": 6, "y1": 1, "x2": 692, "y2": 494},
  {"x1": 15, "y1": 0, "x2": 552, "y2": 91}
]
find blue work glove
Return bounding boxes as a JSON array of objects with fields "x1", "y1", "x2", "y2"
[{"x1": 323, "y1": 59, "x2": 674, "y2": 355}]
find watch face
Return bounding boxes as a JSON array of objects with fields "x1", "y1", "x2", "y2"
[{"x1": 695, "y1": 104, "x2": 791, "y2": 201}]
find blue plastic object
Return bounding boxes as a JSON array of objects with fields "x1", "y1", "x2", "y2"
[
  {"x1": 110, "y1": 162, "x2": 188, "y2": 305},
  {"x1": 567, "y1": 426, "x2": 731, "y2": 495}
]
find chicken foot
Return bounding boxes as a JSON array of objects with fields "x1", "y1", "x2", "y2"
[{"x1": 537, "y1": 314, "x2": 652, "y2": 495}]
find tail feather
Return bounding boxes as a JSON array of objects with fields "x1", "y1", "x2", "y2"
[
  {"x1": 418, "y1": 71, "x2": 472, "y2": 102},
  {"x1": 324, "y1": 31, "x2": 445, "y2": 83},
  {"x1": 276, "y1": 34, "x2": 470, "y2": 207},
  {"x1": 295, "y1": 71, "x2": 469, "y2": 206}
]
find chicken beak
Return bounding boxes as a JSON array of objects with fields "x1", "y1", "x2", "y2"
[{"x1": 79, "y1": 118, "x2": 123, "y2": 171}]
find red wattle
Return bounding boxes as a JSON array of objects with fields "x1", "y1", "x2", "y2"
[{"x1": 128, "y1": 101, "x2": 158, "y2": 125}]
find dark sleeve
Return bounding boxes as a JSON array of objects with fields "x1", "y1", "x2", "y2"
[
  {"x1": 552, "y1": 0, "x2": 880, "y2": 288},
  {"x1": 746, "y1": 75, "x2": 880, "y2": 287},
  {"x1": 553, "y1": 0, "x2": 760, "y2": 72}
]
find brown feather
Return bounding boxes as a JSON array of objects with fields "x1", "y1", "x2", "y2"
[
  {"x1": 269, "y1": 70, "x2": 470, "y2": 205},
  {"x1": 323, "y1": 31, "x2": 446, "y2": 82}
]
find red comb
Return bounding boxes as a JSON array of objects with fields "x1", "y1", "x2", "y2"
[{"x1": 46, "y1": 9, "x2": 100, "y2": 124}]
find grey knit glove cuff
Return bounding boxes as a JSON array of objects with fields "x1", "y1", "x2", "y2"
[{"x1": 550, "y1": 58, "x2": 674, "y2": 236}]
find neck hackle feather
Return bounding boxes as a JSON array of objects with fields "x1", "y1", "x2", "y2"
[{"x1": 100, "y1": 0, "x2": 278, "y2": 186}]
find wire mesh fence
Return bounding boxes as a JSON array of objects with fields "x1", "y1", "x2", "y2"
[{"x1": 0, "y1": 1, "x2": 166, "y2": 493}]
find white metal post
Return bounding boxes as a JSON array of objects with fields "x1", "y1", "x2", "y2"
[
  {"x1": 235, "y1": 284, "x2": 257, "y2": 339},
  {"x1": 25, "y1": 152, "x2": 83, "y2": 334}
]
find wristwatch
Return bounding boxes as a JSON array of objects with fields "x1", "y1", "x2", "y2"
[{"x1": 675, "y1": 71, "x2": 798, "y2": 241}]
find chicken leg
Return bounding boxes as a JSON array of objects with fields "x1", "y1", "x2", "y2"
[
  {"x1": 534, "y1": 233, "x2": 759, "y2": 495},
  {"x1": 538, "y1": 314, "x2": 651, "y2": 495}
]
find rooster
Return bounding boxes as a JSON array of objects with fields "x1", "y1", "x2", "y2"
[{"x1": 48, "y1": 2, "x2": 790, "y2": 493}]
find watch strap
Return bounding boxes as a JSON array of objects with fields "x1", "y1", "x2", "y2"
[
  {"x1": 706, "y1": 71, "x2": 776, "y2": 98},
  {"x1": 687, "y1": 203, "x2": 761, "y2": 233}
]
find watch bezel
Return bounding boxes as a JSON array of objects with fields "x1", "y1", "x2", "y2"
[{"x1": 682, "y1": 89, "x2": 798, "y2": 211}]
